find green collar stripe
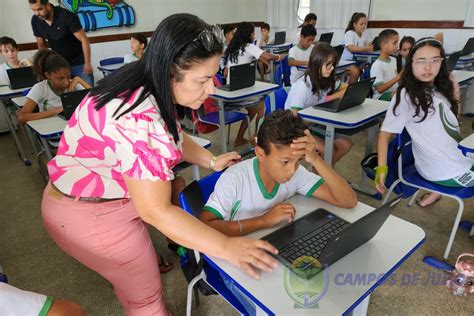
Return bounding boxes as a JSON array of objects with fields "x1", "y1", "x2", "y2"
[
  {"x1": 291, "y1": 106, "x2": 302, "y2": 110},
  {"x1": 305, "y1": 178, "x2": 325, "y2": 197},
  {"x1": 47, "y1": 80, "x2": 61, "y2": 97},
  {"x1": 203, "y1": 206, "x2": 224, "y2": 220},
  {"x1": 39, "y1": 296, "x2": 54, "y2": 316},
  {"x1": 253, "y1": 158, "x2": 280, "y2": 199}
]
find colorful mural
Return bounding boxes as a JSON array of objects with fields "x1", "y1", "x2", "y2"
[{"x1": 60, "y1": 0, "x2": 135, "y2": 32}]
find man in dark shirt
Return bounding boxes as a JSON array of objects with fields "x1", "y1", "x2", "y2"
[{"x1": 29, "y1": 0, "x2": 94, "y2": 85}]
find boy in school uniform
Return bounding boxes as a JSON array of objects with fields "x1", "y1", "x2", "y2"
[
  {"x1": 288, "y1": 24, "x2": 317, "y2": 84},
  {"x1": 199, "y1": 110, "x2": 356, "y2": 314},
  {"x1": 124, "y1": 33, "x2": 148, "y2": 64},
  {"x1": 370, "y1": 29, "x2": 400, "y2": 101},
  {"x1": 0, "y1": 36, "x2": 32, "y2": 86},
  {"x1": 258, "y1": 23, "x2": 271, "y2": 46}
]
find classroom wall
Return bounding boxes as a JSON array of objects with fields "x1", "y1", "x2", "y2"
[{"x1": 0, "y1": 0, "x2": 267, "y2": 44}]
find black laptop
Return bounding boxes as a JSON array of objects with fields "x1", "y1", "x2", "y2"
[
  {"x1": 333, "y1": 45, "x2": 344, "y2": 62},
  {"x1": 273, "y1": 31, "x2": 286, "y2": 45},
  {"x1": 217, "y1": 61, "x2": 256, "y2": 91},
  {"x1": 461, "y1": 37, "x2": 474, "y2": 55},
  {"x1": 319, "y1": 32, "x2": 334, "y2": 44},
  {"x1": 59, "y1": 89, "x2": 90, "y2": 120},
  {"x1": 447, "y1": 50, "x2": 462, "y2": 72},
  {"x1": 261, "y1": 197, "x2": 401, "y2": 275},
  {"x1": 7, "y1": 67, "x2": 38, "y2": 89},
  {"x1": 312, "y1": 77, "x2": 375, "y2": 112}
]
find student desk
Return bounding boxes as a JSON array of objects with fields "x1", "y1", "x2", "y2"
[
  {"x1": 0, "y1": 86, "x2": 31, "y2": 166},
  {"x1": 296, "y1": 59, "x2": 357, "y2": 76},
  {"x1": 351, "y1": 51, "x2": 380, "y2": 64},
  {"x1": 26, "y1": 115, "x2": 211, "y2": 180},
  {"x1": 210, "y1": 81, "x2": 279, "y2": 153},
  {"x1": 298, "y1": 98, "x2": 389, "y2": 195},
  {"x1": 261, "y1": 43, "x2": 293, "y2": 82},
  {"x1": 97, "y1": 63, "x2": 125, "y2": 76},
  {"x1": 457, "y1": 53, "x2": 474, "y2": 70},
  {"x1": 205, "y1": 194, "x2": 425, "y2": 315},
  {"x1": 458, "y1": 133, "x2": 474, "y2": 237},
  {"x1": 452, "y1": 69, "x2": 474, "y2": 86}
]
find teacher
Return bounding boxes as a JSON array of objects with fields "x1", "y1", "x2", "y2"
[
  {"x1": 29, "y1": 0, "x2": 94, "y2": 85},
  {"x1": 40, "y1": 13, "x2": 277, "y2": 315}
]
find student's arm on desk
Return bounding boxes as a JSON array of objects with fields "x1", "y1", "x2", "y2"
[
  {"x1": 200, "y1": 203, "x2": 296, "y2": 237},
  {"x1": 288, "y1": 58, "x2": 308, "y2": 67},
  {"x1": 291, "y1": 130, "x2": 357, "y2": 208},
  {"x1": 125, "y1": 176, "x2": 278, "y2": 279},
  {"x1": 327, "y1": 82, "x2": 348, "y2": 101},
  {"x1": 374, "y1": 72, "x2": 401, "y2": 94},
  {"x1": 17, "y1": 98, "x2": 63, "y2": 125},
  {"x1": 346, "y1": 43, "x2": 374, "y2": 53},
  {"x1": 260, "y1": 52, "x2": 286, "y2": 64}
]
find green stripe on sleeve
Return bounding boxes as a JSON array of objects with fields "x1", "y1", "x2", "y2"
[
  {"x1": 202, "y1": 206, "x2": 224, "y2": 220},
  {"x1": 291, "y1": 106, "x2": 302, "y2": 110},
  {"x1": 39, "y1": 296, "x2": 54, "y2": 316},
  {"x1": 306, "y1": 178, "x2": 325, "y2": 197}
]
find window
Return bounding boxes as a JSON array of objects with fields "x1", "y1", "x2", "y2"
[{"x1": 297, "y1": 0, "x2": 311, "y2": 23}]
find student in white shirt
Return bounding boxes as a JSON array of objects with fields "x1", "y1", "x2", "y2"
[
  {"x1": 396, "y1": 36, "x2": 415, "y2": 73},
  {"x1": 376, "y1": 38, "x2": 468, "y2": 208},
  {"x1": 342, "y1": 12, "x2": 374, "y2": 83},
  {"x1": 223, "y1": 22, "x2": 285, "y2": 147},
  {"x1": 293, "y1": 12, "x2": 317, "y2": 44},
  {"x1": 285, "y1": 42, "x2": 352, "y2": 165},
  {"x1": 288, "y1": 24, "x2": 316, "y2": 84},
  {"x1": 124, "y1": 33, "x2": 147, "y2": 64},
  {"x1": 370, "y1": 29, "x2": 401, "y2": 100},
  {"x1": 18, "y1": 49, "x2": 91, "y2": 124},
  {"x1": 0, "y1": 36, "x2": 32, "y2": 86}
]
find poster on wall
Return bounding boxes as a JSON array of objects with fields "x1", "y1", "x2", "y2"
[{"x1": 59, "y1": 0, "x2": 135, "y2": 32}]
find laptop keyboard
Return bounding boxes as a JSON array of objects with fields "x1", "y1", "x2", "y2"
[{"x1": 279, "y1": 218, "x2": 350, "y2": 263}]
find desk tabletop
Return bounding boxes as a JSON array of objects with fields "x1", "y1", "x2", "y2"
[
  {"x1": 188, "y1": 135, "x2": 211, "y2": 148},
  {"x1": 352, "y1": 51, "x2": 381, "y2": 57},
  {"x1": 298, "y1": 98, "x2": 389, "y2": 128},
  {"x1": 97, "y1": 63, "x2": 125, "y2": 71},
  {"x1": 206, "y1": 194, "x2": 425, "y2": 315},
  {"x1": 0, "y1": 85, "x2": 26, "y2": 97},
  {"x1": 453, "y1": 70, "x2": 474, "y2": 85},
  {"x1": 459, "y1": 53, "x2": 474, "y2": 62},
  {"x1": 262, "y1": 42, "x2": 293, "y2": 49},
  {"x1": 459, "y1": 133, "x2": 474, "y2": 153},
  {"x1": 211, "y1": 81, "x2": 279, "y2": 101},
  {"x1": 27, "y1": 116, "x2": 66, "y2": 138},
  {"x1": 11, "y1": 96, "x2": 26, "y2": 108}
]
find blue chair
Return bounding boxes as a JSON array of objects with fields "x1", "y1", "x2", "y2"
[
  {"x1": 97, "y1": 57, "x2": 125, "y2": 76},
  {"x1": 179, "y1": 172, "x2": 248, "y2": 316},
  {"x1": 273, "y1": 56, "x2": 291, "y2": 87},
  {"x1": 383, "y1": 132, "x2": 474, "y2": 259},
  {"x1": 264, "y1": 86, "x2": 291, "y2": 114}
]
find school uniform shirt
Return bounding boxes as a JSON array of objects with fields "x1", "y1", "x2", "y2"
[
  {"x1": 0, "y1": 63, "x2": 11, "y2": 86},
  {"x1": 288, "y1": 44, "x2": 314, "y2": 84},
  {"x1": 26, "y1": 80, "x2": 63, "y2": 112},
  {"x1": 284, "y1": 75, "x2": 341, "y2": 110},
  {"x1": 381, "y1": 88, "x2": 472, "y2": 181},
  {"x1": 0, "y1": 283, "x2": 54, "y2": 316},
  {"x1": 370, "y1": 56, "x2": 398, "y2": 100},
  {"x1": 226, "y1": 43, "x2": 263, "y2": 83},
  {"x1": 342, "y1": 30, "x2": 371, "y2": 61},
  {"x1": 203, "y1": 158, "x2": 324, "y2": 221},
  {"x1": 48, "y1": 87, "x2": 184, "y2": 198},
  {"x1": 124, "y1": 53, "x2": 138, "y2": 64},
  {"x1": 31, "y1": 5, "x2": 84, "y2": 66}
]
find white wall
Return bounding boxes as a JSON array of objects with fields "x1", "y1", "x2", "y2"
[
  {"x1": 369, "y1": 0, "x2": 470, "y2": 21},
  {"x1": 0, "y1": 0, "x2": 267, "y2": 44}
]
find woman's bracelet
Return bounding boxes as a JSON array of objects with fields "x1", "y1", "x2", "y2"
[
  {"x1": 208, "y1": 155, "x2": 217, "y2": 171},
  {"x1": 237, "y1": 220, "x2": 243, "y2": 236}
]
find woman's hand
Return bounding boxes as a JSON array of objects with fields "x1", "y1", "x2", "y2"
[
  {"x1": 224, "y1": 237, "x2": 278, "y2": 279},
  {"x1": 290, "y1": 129, "x2": 318, "y2": 163},
  {"x1": 375, "y1": 165, "x2": 388, "y2": 193},
  {"x1": 214, "y1": 151, "x2": 241, "y2": 171}
]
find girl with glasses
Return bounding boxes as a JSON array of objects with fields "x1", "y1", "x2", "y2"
[
  {"x1": 376, "y1": 37, "x2": 470, "y2": 208},
  {"x1": 40, "y1": 13, "x2": 278, "y2": 315},
  {"x1": 284, "y1": 42, "x2": 352, "y2": 165}
]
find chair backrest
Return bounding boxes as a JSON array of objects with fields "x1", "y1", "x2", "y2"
[
  {"x1": 273, "y1": 56, "x2": 291, "y2": 88},
  {"x1": 389, "y1": 130, "x2": 417, "y2": 197},
  {"x1": 99, "y1": 57, "x2": 124, "y2": 66},
  {"x1": 179, "y1": 171, "x2": 223, "y2": 217},
  {"x1": 264, "y1": 86, "x2": 291, "y2": 115}
]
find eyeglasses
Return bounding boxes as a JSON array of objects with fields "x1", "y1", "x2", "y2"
[
  {"x1": 193, "y1": 24, "x2": 224, "y2": 52},
  {"x1": 412, "y1": 57, "x2": 444, "y2": 67},
  {"x1": 324, "y1": 61, "x2": 335, "y2": 70}
]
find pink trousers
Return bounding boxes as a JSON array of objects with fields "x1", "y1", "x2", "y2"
[{"x1": 41, "y1": 182, "x2": 168, "y2": 315}]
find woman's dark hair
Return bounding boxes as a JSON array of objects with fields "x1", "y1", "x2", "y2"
[
  {"x1": 304, "y1": 42, "x2": 338, "y2": 97},
  {"x1": 91, "y1": 13, "x2": 223, "y2": 144},
  {"x1": 345, "y1": 12, "x2": 367, "y2": 33},
  {"x1": 32, "y1": 49, "x2": 70, "y2": 80},
  {"x1": 224, "y1": 22, "x2": 254, "y2": 65},
  {"x1": 257, "y1": 110, "x2": 306, "y2": 154},
  {"x1": 131, "y1": 33, "x2": 148, "y2": 49},
  {"x1": 223, "y1": 24, "x2": 235, "y2": 36},
  {"x1": 0, "y1": 36, "x2": 18, "y2": 49},
  {"x1": 393, "y1": 37, "x2": 458, "y2": 122},
  {"x1": 298, "y1": 13, "x2": 317, "y2": 28},
  {"x1": 396, "y1": 36, "x2": 415, "y2": 72}
]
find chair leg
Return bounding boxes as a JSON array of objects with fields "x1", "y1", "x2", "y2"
[
  {"x1": 407, "y1": 190, "x2": 420, "y2": 207},
  {"x1": 443, "y1": 197, "x2": 464, "y2": 260},
  {"x1": 227, "y1": 124, "x2": 231, "y2": 145},
  {"x1": 186, "y1": 273, "x2": 204, "y2": 316},
  {"x1": 382, "y1": 179, "x2": 401, "y2": 204},
  {"x1": 246, "y1": 116, "x2": 251, "y2": 142}
]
